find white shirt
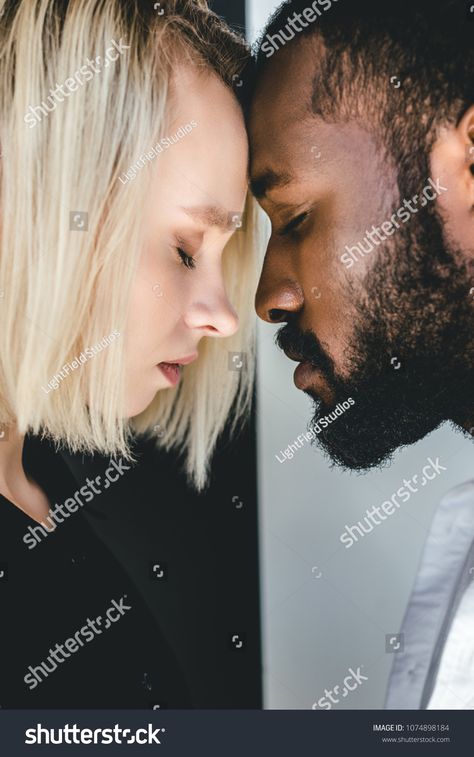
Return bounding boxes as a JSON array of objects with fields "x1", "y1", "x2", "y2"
[
  {"x1": 427, "y1": 575, "x2": 474, "y2": 709},
  {"x1": 385, "y1": 479, "x2": 474, "y2": 709}
]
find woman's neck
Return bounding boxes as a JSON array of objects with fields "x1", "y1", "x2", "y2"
[
  {"x1": 0, "y1": 426, "x2": 51, "y2": 523},
  {"x1": 0, "y1": 425, "x2": 25, "y2": 489}
]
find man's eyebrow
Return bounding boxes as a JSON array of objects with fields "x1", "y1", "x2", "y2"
[
  {"x1": 181, "y1": 205, "x2": 237, "y2": 231},
  {"x1": 250, "y1": 169, "x2": 293, "y2": 200}
]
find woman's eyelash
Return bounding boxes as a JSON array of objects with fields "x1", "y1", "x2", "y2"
[
  {"x1": 176, "y1": 247, "x2": 196, "y2": 270},
  {"x1": 278, "y1": 211, "x2": 309, "y2": 236}
]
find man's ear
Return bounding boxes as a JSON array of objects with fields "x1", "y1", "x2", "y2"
[
  {"x1": 429, "y1": 104, "x2": 474, "y2": 255},
  {"x1": 461, "y1": 105, "x2": 474, "y2": 175}
]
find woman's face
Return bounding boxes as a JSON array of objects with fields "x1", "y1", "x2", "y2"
[{"x1": 124, "y1": 66, "x2": 248, "y2": 417}]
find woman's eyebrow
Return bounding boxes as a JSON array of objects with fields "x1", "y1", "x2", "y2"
[{"x1": 181, "y1": 204, "x2": 238, "y2": 231}]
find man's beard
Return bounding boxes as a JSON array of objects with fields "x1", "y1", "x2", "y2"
[{"x1": 276, "y1": 202, "x2": 474, "y2": 471}]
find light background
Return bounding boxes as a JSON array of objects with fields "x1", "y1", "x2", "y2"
[{"x1": 247, "y1": 0, "x2": 474, "y2": 709}]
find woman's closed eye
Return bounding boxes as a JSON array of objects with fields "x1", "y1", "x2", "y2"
[{"x1": 176, "y1": 245, "x2": 196, "y2": 270}]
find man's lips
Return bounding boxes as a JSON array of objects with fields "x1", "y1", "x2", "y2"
[
  {"x1": 293, "y1": 361, "x2": 319, "y2": 391},
  {"x1": 282, "y1": 348, "x2": 319, "y2": 391},
  {"x1": 283, "y1": 348, "x2": 305, "y2": 364}
]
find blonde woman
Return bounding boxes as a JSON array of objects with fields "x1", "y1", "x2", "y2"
[{"x1": 0, "y1": 0, "x2": 260, "y2": 706}]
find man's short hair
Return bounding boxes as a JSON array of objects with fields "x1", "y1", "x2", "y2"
[{"x1": 254, "y1": 0, "x2": 474, "y2": 177}]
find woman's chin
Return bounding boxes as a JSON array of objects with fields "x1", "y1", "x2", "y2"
[{"x1": 124, "y1": 372, "x2": 175, "y2": 418}]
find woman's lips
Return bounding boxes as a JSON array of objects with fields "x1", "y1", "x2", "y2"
[
  {"x1": 157, "y1": 353, "x2": 198, "y2": 387},
  {"x1": 158, "y1": 362, "x2": 182, "y2": 387}
]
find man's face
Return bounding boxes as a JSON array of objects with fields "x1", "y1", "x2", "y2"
[{"x1": 250, "y1": 39, "x2": 474, "y2": 470}]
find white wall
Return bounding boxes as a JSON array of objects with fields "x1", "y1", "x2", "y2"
[
  {"x1": 247, "y1": 0, "x2": 474, "y2": 709},
  {"x1": 246, "y1": 0, "x2": 281, "y2": 44}
]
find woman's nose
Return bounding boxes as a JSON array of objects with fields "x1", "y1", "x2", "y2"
[{"x1": 184, "y1": 293, "x2": 239, "y2": 337}]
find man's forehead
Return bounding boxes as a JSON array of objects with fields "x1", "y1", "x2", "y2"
[
  {"x1": 249, "y1": 118, "x2": 324, "y2": 203},
  {"x1": 249, "y1": 34, "x2": 386, "y2": 199},
  {"x1": 249, "y1": 42, "x2": 323, "y2": 186},
  {"x1": 249, "y1": 118, "x2": 387, "y2": 204},
  {"x1": 251, "y1": 47, "x2": 312, "y2": 129},
  {"x1": 249, "y1": 114, "x2": 330, "y2": 194}
]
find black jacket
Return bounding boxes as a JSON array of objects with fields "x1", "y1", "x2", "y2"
[{"x1": 0, "y1": 435, "x2": 192, "y2": 708}]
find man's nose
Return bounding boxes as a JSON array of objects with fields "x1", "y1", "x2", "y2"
[{"x1": 255, "y1": 256, "x2": 304, "y2": 323}]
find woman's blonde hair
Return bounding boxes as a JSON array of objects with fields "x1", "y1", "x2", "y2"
[{"x1": 0, "y1": 0, "x2": 262, "y2": 490}]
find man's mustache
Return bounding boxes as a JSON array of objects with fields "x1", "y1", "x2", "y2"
[{"x1": 275, "y1": 323, "x2": 337, "y2": 380}]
